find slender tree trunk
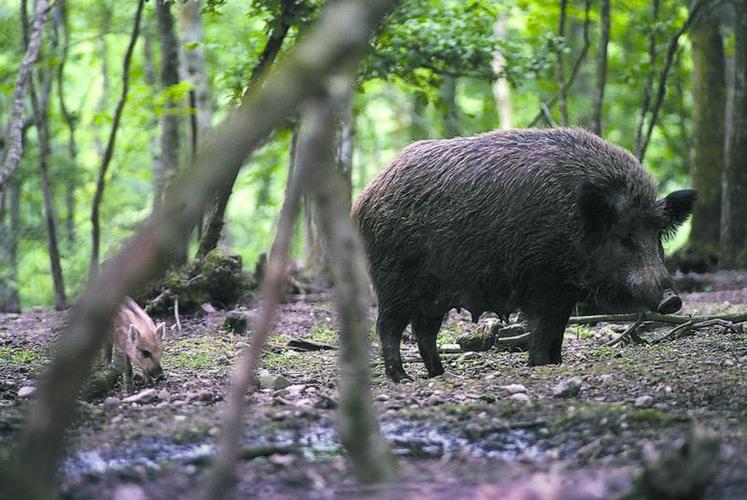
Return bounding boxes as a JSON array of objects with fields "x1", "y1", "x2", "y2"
[
  {"x1": 93, "y1": 5, "x2": 111, "y2": 157},
  {"x1": 440, "y1": 75, "x2": 460, "y2": 138},
  {"x1": 555, "y1": 0, "x2": 569, "y2": 125},
  {"x1": 89, "y1": 0, "x2": 145, "y2": 278},
  {"x1": 155, "y1": 0, "x2": 182, "y2": 204},
  {"x1": 410, "y1": 91, "x2": 428, "y2": 141},
  {"x1": 592, "y1": 0, "x2": 610, "y2": 136},
  {"x1": 0, "y1": 0, "x2": 48, "y2": 189},
  {"x1": 143, "y1": 22, "x2": 163, "y2": 201},
  {"x1": 0, "y1": 181, "x2": 21, "y2": 313},
  {"x1": 56, "y1": 0, "x2": 78, "y2": 249},
  {"x1": 721, "y1": 0, "x2": 747, "y2": 268},
  {"x1": 492, "y1": 13, "x2": 512, "y2": 129},
  {"x1": 178, "y1": 0, "x2": 212, "y2": 142},
  {"x1": 686, "y1": 12, "x2": 725, "y2": 265}
]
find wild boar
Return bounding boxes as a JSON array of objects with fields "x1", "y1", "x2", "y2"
[
  {"x1": 352, "y1": 128, "x2": 696, "y2": 382},
  {"x1": 103, "y1": 296, "x2": 165, "y2": 392}
]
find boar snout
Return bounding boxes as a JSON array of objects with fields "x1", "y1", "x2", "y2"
[{"x1": 656, "y1": 289, "x2": 682, "y2": 314}]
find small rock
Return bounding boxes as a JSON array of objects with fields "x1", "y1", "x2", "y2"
[
  {"x1": 158, "y1": 389, "x2": 170, "y2": 402},
  {"x1": 552, "y1": 377, "x2": 583, "y2": 398},
  {"x1": 201, "y1": 303, "x2": 217, "y2": 313},
  {"x1": 635, "y1": 395, "x2": 654, "y2": 408},
  {"x1": 174, "y1": 415, "x2": 187, "y2": 422},
  {"x1": 439, "y1": 344, "x2": 462, "y2": 353},
  {"x1": 188, "y1": 390, "x2": 216, "y2": 402},
  {"x1": 283, "y1": 384, "x2": 306, "y2": 397},
  {"x1": 459, "y1": 352, "x2": 479, "y2": 361},
  {"x1": 259, "y1": 373, "x2": 290, "y2": 390},
  {"x1": 510, "y1": 393, "x2": 531, "y2": 402},
  {"x1": 103, "y1": 396, "x2": 120, "y2": 408},
  {"x1": 123, "y1": 388, "x2": 158, "y2": 404},
  {"x1": 113, "y1": 484, "x2": 147, "y2": 500},
  {"x1": 17, "y1": 386, "x2": 36, "y2": 399},
  {"x1": 375, "y1": 393, "x2": 390, "y2": 402},
  {"x1": 235, "y1": 341, "x2": 249, "y2": 350},
  {"x1": 500, "y1": 384, "x2": 527, "y2": 395}
]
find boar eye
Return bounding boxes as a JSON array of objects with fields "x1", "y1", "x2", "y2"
[{"x1": 141, "y1": 349, "x2": 152, "y2": 359}]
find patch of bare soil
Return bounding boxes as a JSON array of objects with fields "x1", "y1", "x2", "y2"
[{"x1": 1, "y1": 279, "x2": 746, "y2": 499}]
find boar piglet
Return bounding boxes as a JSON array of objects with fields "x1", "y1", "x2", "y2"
[
  {"x1": 103, "y1": 296, "x2": 165, "y2": 392},
  {"x1": 352, "y1": 128, "x2": 696, "y2": 382}
]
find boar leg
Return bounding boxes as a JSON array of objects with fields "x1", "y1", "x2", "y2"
[
  {"x1": 377, "y1": 304, "x2": 411, "y2": 382},
  {"x1": 102, "y1": 339, "x2": 113, "y2": 365},
  {"x1": 123, "y1": 356, "x2": 133, "y2": 393},
  {"x1": 412, "y1": 313, "x2": 445, "y2": 378},
  {"x1": 524, "y1": 299, "x2": 575, "y2": 366}
]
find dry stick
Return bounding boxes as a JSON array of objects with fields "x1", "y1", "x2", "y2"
[
  {"x1": 568, "y1": 311, "x2": 747, "y2": 325},
  {"x1": 6, "y1": 2, "x2": 399, "y2": 498},
  {"x1": 174, "y1": 296, "x2": 182, "y2": 333},
  {"x1": 0, "y1": 0, "x2": 49, "y2": 189},
  {"x1": 306, "y1": 88, "x2": 398, "y2": 483},
  {"x1": 652, "y1": 318, "x2": 743, "y2": 345},
  {"x1": 636, "y1": 0, "x2": 708, "y2": 162},
  {"x1": 605, "y1": 312, "x2": 646, "y2": 347},
  {"x1": 89, "y1": 0, "x2": 145, "y2": 278},
  {"x1": 527, "y1": 0, "x2": 592, "y2": 128}
]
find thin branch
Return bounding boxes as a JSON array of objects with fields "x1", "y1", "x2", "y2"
[
  {"x1": 569, "y1": 311, "x2": 747, "y2": 325},
  {"x1": 89, "y1": 0, "x2": 145, "y2": 277},
  {"x1": 555, "y1": 0, "x2": 568, "y2": 125},
  {"x1": 527, "y1": 0, "x2": 592, "y2": 128},
  {"x1": 636, "y1": 0, "x2": 708, "y2": 162},
  {"x1": 0, "y1": 0, "x2": 49, "y2": 189}
]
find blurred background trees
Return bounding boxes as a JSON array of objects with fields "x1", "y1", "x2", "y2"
[{"x1": 1, "y1": 0, "x2": 745, "y2": 311}]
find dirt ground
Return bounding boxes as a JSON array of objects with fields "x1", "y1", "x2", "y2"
[{"x1": 1, "y1": 278, "x2": 746, "y2": 499}]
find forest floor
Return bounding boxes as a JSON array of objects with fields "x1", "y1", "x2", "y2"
[{"x1": 1, "y1": 274, "x2": 747, "y2": 499}]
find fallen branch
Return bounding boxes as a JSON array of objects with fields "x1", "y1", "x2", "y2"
[
  {"x1": 604, "y1": 312, "x2": 645, "y2": 347},
  {"x1": 651, "y1": 318, "x2": 743, "y2": 345},
  {"x1": 568, "y1": 311, "x2": 747, "y2": 325},
  {"x1": 287, "y1": 338, "x2": 337, "y2": 351}
]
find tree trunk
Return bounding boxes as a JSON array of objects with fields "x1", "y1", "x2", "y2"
[
  {"x1": 555, "y1": 0, "x2": 569, "y2": 125},
  {"x1": 56, "y1": 0, "x2": 78, "y2": 249},
  {"x1": 155, "y1": 0, "x2": 182, "y2": 204},
  {"x1": 682, "y1": 12, "x2": 725, "y2": 269},
  {"x1": 721, "y1": 0, "x2": 747, "y2": 268},
  {"x1": 440, "y1": 75, "x2": 460, "y2": 138},
  {"x1": 177, "y1": 0, "x2": 212, "y2": 144},
  {"x1": 143, "y1": 21, "x2": 163, "y2": 202},
  {"x1": 410, "y1": 91, "x2": 429, "y2": 141},
  {"x1": 0, "y1": 181, "x2": 21, "y2": 313},
  {"x1": 592, "y1": 0, "x2": 610, "y2": 136},
  {"x1": 491, "y1": 13, "x2": 512, "y2": 129}
]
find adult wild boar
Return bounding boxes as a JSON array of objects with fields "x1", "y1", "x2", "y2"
[
  {"x1": 352, "y1": 128, "x2": 696, "y2": 382},
  {"x1": 103, "y1": 296, "x2": 165, "y2": 391}
]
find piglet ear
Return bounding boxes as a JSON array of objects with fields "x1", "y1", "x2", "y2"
[
  {"x1": 128, "y1": 324, "x2": 140, "y2": 343},
  {"x1": 661, "y1": 189, "x2": 697, "y2": 236},
  {"x1": 579, "y1": 182, "x2": 619, "y2": 235}
]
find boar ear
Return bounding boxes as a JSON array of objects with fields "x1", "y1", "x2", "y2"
[
  {"x1": 128, "y1": 324, "x2": 140, "y2": 343},
  {"x1": 661, "y1": 189, "x2": 697, "y2": 238},
  {"x1": 155, "y1": 322, "x2": 165, "y2": 340},
  {"x1": 579, "y1": 182, "x2": 619, "y2": 235}
]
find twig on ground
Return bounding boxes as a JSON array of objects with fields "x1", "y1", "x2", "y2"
[
  {"x1": 652, "y1": 318, "x2": 743, "y2": 345},
  {"x1": 605, "y1": 312, "x2": 646, "y2": 347},
  {"x1": 174, "y1": 296, "x2": 182, "y2": 333}
]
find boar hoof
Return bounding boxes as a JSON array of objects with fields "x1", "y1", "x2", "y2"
[{"x1": 387, "y1": 368, "x2": 413, "y2": 383}]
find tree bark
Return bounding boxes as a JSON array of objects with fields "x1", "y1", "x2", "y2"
[
  {"x1": 56, "y1": 0, "x2": 78, "y2": 249},
  {"x1": 592, "y1": 0, "x2": 610, "y2": 135},
  {"x1": 440, "y1": 75, "x2": 460, "y2": 138},
  {"x1": 0, "y1": 181, "x2": 21, "y2": 313},
  {"x1": 686, "y1": 12, "x2": 725, "y2": 264},
  {"x1": 0, "y1": 0, "x2": 48, "y2": 189},
  {"x1": 4, "y1": 3, "x2": 399, "y2": 497},
  {"x1": 492, "y1": 13, "x2": 512, "y2": 129},
  {"x1": 155, "y1": 0, "x2": 182, "y2": 205},
  {"x1": 555, "y1": 0, "x2": 569, "y2": 125},
  {"x1": 721, "y1": 0, "x2": 747, "y2": 268},
  {"x1": 89, "y1": 0, "x2": 145, "y2": 278}
]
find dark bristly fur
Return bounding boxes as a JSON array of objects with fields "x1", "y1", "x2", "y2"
[{"x1": 352, "y1": 128, "x2": 696, "y2": 382}]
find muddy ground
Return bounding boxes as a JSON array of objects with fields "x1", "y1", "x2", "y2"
[{"x1": 1, "y1": 279, "x2": 746, "y2": 499}]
